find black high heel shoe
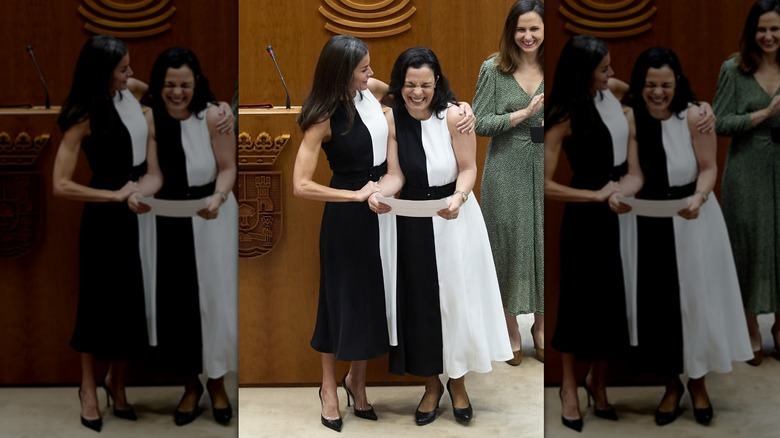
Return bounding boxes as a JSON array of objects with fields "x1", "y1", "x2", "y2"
[
  {"x1": 583, "y1": 379, "x2": 618, "y2": 421},
  {"x1": 102, "y1": 381, "x2": 138, "y2": 421},
  {"x1": 341, "y1": 371, "x2": 377, "y2": 421},
  {"x1": 415, "y1": 380, "x2": 444, "y2": 426},
  {"x1": 78, "y1": 387, "x2": 103, "y2": 433},
  {"x1": 686, "y1": 379, "x2": 713, "y2": 425},
  {"x1": 655, "y1": 378, "x2": 684, "y2": 426},
  {"x1": 559, "y1": 387, "x2": 583, "y2": 432},
  {"x1": 206, "y1": 378, "x2": 233, "y2": 425},
  {"x1": 319, "y1": 387, "x2": 343, "y2": 432},
  {"x1": 174, "y1": 379, "x2": 204, "y2": 426},
  {"x1": 446, "y1": 378, "x2": 473, "y2": 424}
]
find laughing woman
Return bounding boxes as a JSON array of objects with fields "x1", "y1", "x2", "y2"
[{"x1": 143, "y1": 47, "x2": 238, "y2": 426}]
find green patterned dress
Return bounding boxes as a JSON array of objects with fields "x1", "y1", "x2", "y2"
[
  {"x1": 473, "y1": 57, "x2": 544, "y2": 316},
  {"x1": 714, "y1": 56, "x2": 780, "y2": 314}
]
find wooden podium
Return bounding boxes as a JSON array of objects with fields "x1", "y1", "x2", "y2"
[
  {"x1": 0, "y1": 107, "x2": 86, "y2": 384},
  {"x1": 237, "y1": 107, "x2": 421, "y2": 386}
]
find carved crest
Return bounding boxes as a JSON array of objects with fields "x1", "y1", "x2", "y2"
[
  {"x1": 238, "y1": 171, "x2": 282, "y2": 258},
  {"x1": 0, "y1": 172, "x2": 42, "y2": 258}
]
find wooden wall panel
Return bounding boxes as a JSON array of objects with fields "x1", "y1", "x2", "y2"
[
  {"x1": 0, "y1": 0, "x2": 237, "y2": 385},
  {"x1": 238, "y1": 0, "x2": 518, "y2": 385},
  {"x1": 545, "y1": 0, "x2": 753, "y2": 384}
]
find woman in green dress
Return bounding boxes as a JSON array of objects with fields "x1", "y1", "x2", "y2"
[
  {"x1": 714, "y1": 0, "x2": 780, "y2": 365},
  {"x1": 473, "y1": 0, "x2": 544, "y2": 364}
]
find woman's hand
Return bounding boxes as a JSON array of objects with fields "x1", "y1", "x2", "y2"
[
  {"x1": 608, "y1": 192, "x2": 632, "y2": 214},
  {"x1": 455, "y1": 102, "x2": 475, "y2": 134},
  {"x1": 114, "y1": 181, "x2": 140, "y2": 202},
  {"x1": 678, "y1": 194, "x2": 703, "y2": 220},
  {"x1": 127, "y1": 192, "x2": 151, "y2": 214},
  {"x1": 354, "y1": 181, "x2": 380, "y2": 202},
  {"x1": 197, "y1": 193, "x2": 223, "y2": 220},
  {"x1": 437, "y1": 194, "x2": 464, "y2": 220},
  {"x1": 694, "y1": 102, "x2": 717, "y2": 134},
  {"x1": 368, "y1": 192, "x2": 391, "y2": 214},
  {"x1": 594, "y1": 181, "x2": 620, "y2": 202},
  {"x1": 527, "y1": 93, "x2": 544, "y2": 117},
  {"x1": 215, "y1": 101, "x2": 235, "y2": 134}
]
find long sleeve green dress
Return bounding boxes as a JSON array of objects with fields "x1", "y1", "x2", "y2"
[
  {"x1": 473, "y1": 57, "x2": 544, "y2": 316},
  {"x1": 714, "y1": 56, "x2": 780, "y2": 314}
]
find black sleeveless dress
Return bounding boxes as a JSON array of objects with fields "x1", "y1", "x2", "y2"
[
  {"x1": 551, "y1": 91, "x2": 630, "y2": 360},
  {"x1": 70, "y1": 93, "x2": 149, "y2": 359},
  {"x1": 309, "y1": 98, "x2": 389, "y2": 361}
]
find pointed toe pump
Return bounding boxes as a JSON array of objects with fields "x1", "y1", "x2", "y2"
[
  {"x1": 342, "y1": 371, "x2": 377, "y2": 421},
  {"x1": 319, "y1": 387, "x2": 343, "y2": 432},
  {"x1": 559, "y1": 387, "x2": 583, "y2": 432}
]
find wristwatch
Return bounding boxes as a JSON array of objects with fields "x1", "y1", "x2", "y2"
[{"x1": 453, "y1": 190, "x2": 469, "y2": 203}]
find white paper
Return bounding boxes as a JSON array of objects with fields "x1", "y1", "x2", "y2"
[
  {"x1": 375, "y1": 196, "x2": 448, "y2": 217},
  {"x1": 137, "y1": 196, "x2": 208, "y2": 217},
  {"x1": 616, "y1": 195, "x2": 688, "y2": 218}
]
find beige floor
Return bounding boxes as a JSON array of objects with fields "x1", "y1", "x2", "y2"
[
  {"x1": 239, "y1": 314, "x2": 544, "y2": 438},
  {"x1": 544, "y1": 314, "x2": 780, "y2": 438},
  {"x1": 0, "y1": 372, "x2": 238, "y2": 438}
]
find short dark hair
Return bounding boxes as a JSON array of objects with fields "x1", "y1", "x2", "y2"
[
  {"x1": 627, "y1": 47, "x2": 697, "y2": 118},
  {"x1": 148, "y1": 47, "x2": 216, "y2": 117},
  {"x1": 388, "y1": 46, "x2": 456, "y2": 117}
]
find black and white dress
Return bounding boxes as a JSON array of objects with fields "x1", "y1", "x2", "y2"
[
  {"x1": 389, "y1": 104, "x2": 512, "y2": 379},
  {"x1": 152, "y1": 108, "x2": 238, "y2": 378},
  {"x1": 627, "y1": 108, "x2": 752, "y2": 378}
]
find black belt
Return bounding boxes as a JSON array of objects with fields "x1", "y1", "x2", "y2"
[
  {"x1": 608, "y1": 161, "x2": 628, "y2": 182},
  {"x1": 639, "y1": 180, "x2": 697, "y2": 201},
  {"x1": 129, "y1": 161, "x2": 147, "y2": 181},
  {"x1": 400, "y1": 181, "x2": 457, "y2": 201},
  {"x1": 333, "y1": 161, "x2": 387, "y2": 184}
]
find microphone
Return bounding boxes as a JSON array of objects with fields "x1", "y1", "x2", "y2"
[
  {"x1": 26, "y1": 44, "x2": 51, "y2": 109},
  {"x1": 266, "y1": 45, "x2": 291, "y2": 109}
]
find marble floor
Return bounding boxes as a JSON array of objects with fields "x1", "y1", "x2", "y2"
[
  {"x1": 2, "y1": 314, "x2": 778, "y2": 437},
  {"x1": 544, "y1": 314, "x2": 780, "y2": 438},
  {"x1": 239, "y1": 314, "x2": 544, "y2": 438}
]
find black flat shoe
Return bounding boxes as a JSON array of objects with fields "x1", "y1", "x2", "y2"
[
  {"x1": 341, "y1": 371, "x2": 377, "y2": 421},
  {"x1": 559, "y1": 387, "x2": 583, "y2": 432},
  {"x1": 174, "y1": 380, "x2": 204, "y2": 426},
  {"x1": 446, "y1": 379, "x2": 473, "y2": 424},
  {"x1": 319, "y1": 387, "x2": 343, "y2": 432},
  {"x1": 687, "y1": 379, "x2": 713, "y2": 425},
  {"x1": 655, "y1": 379, "x2": 684, "y2": 426},
  {"x1": 78, "y1": 388, "x2": 103, "y2": 433},
  {"x1": 102, "y1": 381, "x2": 138, "y2": 421},
  {"x1": 415, "y1": 381, "x2": 444, "y2": 426},
  {"x1": 206, "y1": 378, "x2": 233, "y2": 425},
  {"x1": 584, "y1": 380, "x2": 618, "y2": 421}
]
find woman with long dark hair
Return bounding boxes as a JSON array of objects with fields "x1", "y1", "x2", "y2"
[
  {"x1": 53, "y1": 34, "x2": 160, "y2": 433},
  {"x1": 544, "y1": 35, "x2": 641, "y2": 432}
]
